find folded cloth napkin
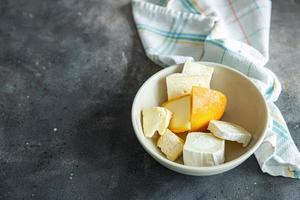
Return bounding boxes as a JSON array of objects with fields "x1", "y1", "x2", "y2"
[{"x1": 132, "y1": 0, "x2": 300, "y2": 178}]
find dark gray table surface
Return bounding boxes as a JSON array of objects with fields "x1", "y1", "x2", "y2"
[{"x1": 0, "y1": 0, "x2": 299, "y2": 199}]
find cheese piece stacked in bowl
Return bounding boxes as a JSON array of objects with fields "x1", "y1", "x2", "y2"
[
  {"x1": 141, "y1": 61, "x2": 252, "y2": 167},
  {"x1": 132, "y1": 61, "x2": 268, "y2": 176}
]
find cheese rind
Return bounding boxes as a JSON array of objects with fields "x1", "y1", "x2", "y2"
[
  {"x1": 208, "y1": 120, "x2": 252, "y2": 147},
  {"x1": 183, "y1": 132, "x2": 225, "y2": 167},
  {"x1": 157, "y1": 129, "x2": 184, "y2": 161},
  {"x1": 162, "y1": 95, "x2": 191, "y2": 133},
  {"x1": 191, "y1": 86, "x2": 227, "y2": 131},
  {"x1": 142, "y1": 107, "x2": 172, "y2": 138}
]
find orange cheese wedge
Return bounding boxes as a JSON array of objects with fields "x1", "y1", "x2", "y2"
[{"x1": 191, "y1": 86, "x2": 227, "y2": 131}]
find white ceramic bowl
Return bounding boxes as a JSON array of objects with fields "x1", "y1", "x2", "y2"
[{"x1": 131, "y1": 62, "x2": 268, "y2": 176}]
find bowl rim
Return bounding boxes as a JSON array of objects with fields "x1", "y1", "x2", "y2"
[{"x1": 131, "y1": 61, "x2": 269, "y2": 173}]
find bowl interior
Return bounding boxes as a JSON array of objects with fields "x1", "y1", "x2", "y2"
[{"x1": 132, "y1": 62, "x2": 267, "y2": 166}]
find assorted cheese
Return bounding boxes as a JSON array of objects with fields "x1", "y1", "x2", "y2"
[
  {"x1": 208, "y1": 120, "x2": 252, "y2": 147},
  {"x1": 141, "y1": 61, "x2": 252, "y2": 167}
]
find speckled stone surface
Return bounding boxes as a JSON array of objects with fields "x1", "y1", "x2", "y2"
[{"x1": 0, "y1": 0, "x2": 299, "y2": 199}]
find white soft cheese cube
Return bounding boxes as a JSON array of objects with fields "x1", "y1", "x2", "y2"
[
  {"x1": 182, "y1": 60, "x2": 214, "y2": 77},
  {"x1": 208, "y1": 120, "x2": 252, "y2": 147},
  {"x1": 166, "y1": 73, "x2": 209, "y2": 100},
  {"x1": 157, "y1": 129, "x2": 184, "y2": 161},
  {"x1": 183, "y1": 132, "x2": 225, "y2": 167},
  {"x1": 142, "y1": 107, "x2": 172, "y2": 138}
]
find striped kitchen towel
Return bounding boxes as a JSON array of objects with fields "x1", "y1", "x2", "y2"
[{"x1": 132, "y1": 0, "x2": 300, "y2": 178}]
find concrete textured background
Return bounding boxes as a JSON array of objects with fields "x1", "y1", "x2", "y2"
[{"x1": 0, "y1": 0, "x2": 299, "y2": 199}]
